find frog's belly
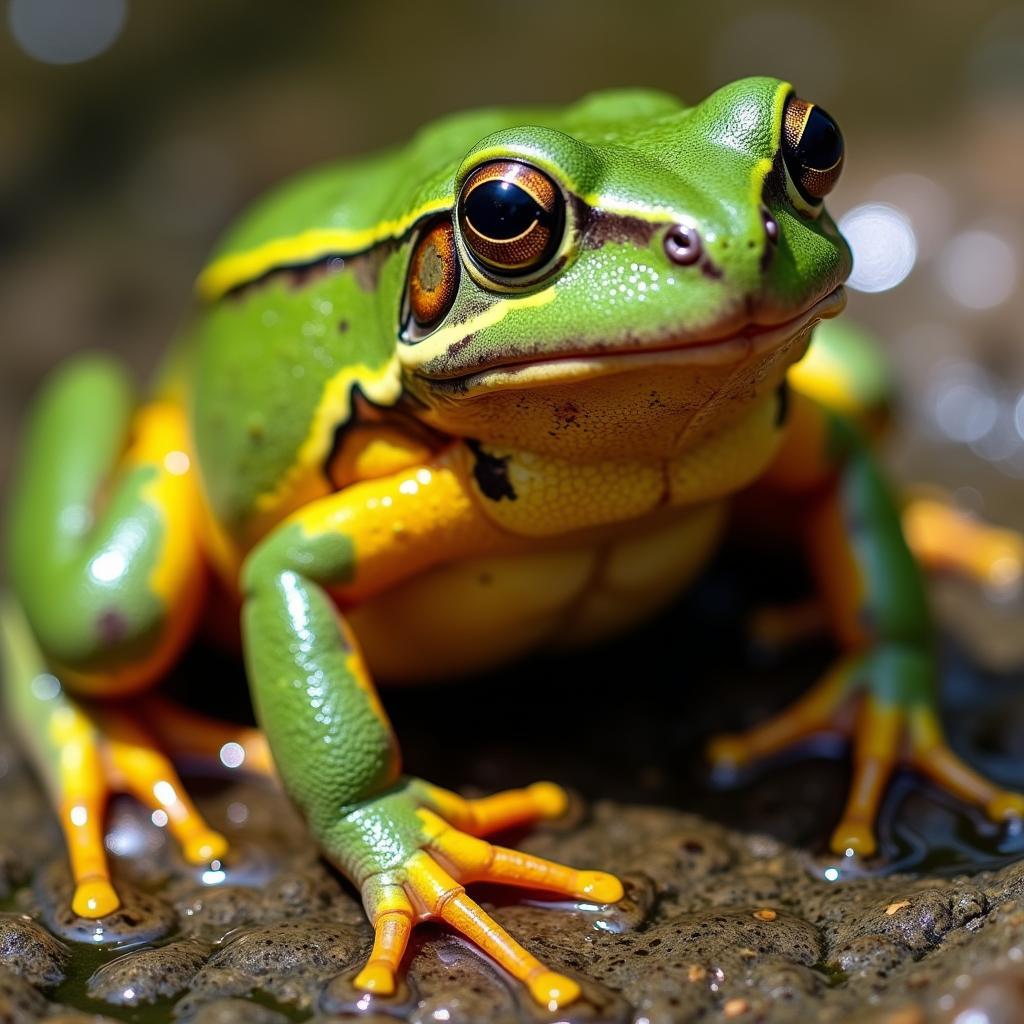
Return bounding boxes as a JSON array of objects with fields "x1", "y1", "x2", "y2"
[{"x1": 348, "y1": 503, "x2": 726, "y2": 683}]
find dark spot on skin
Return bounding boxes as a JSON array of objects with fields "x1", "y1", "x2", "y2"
[
  {"x1": 700, "y1": 258, "x2": 723, "y2": 280},
  {"x1": 466, "y1": 440, "x2": 516, "y2": 502},
  {"x1": 478, "y1": 572, "x2": 493, "y2": 586},
  {"x1": 337, "y1": 319, "x2": 349, "y2": 333},
  {"x1": 445, "y1": 335, "x2": 474, "y2": 361},
  {"x1": 97, "y1": 610, "x2": 129, "y2": 646},
  {"x1": 775, "y1": 379, "x2": 790, "y2": 427},
  {"x1": 553, "y1": 400, "x2": 580, "y2": 426}
]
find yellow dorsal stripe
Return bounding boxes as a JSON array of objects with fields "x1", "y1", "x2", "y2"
[{"x1": 196, "y1": 198, "x2": 452, "y2": 302}]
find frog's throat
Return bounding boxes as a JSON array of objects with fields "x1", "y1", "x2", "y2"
[{"x1": 418, "y1": 286, "x2": 845, "y2": 398}]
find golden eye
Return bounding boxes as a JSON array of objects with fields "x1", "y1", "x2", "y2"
[
  {"x1": 458, "y1": 160, "x2": 564, "y2": 276},
  {"x1": 407, "y1": 218, "x2": 459, "y2": 328},
  {"x1": 782, "y1": 96, "x2": 844, "y2": 204}
]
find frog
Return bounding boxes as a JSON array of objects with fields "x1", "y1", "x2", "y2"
[{"x1": 4, "y1": 76, "x2": 1023, "y2": 1011}]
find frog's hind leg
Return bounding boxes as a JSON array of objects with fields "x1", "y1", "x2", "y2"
[
  {"x1": 99, "y1": 708, "x2": 228, "y2": 864},
  {"x1": 139, "y1": 696, "x2": 274, "y2": 779},
  {"x1": 2, "y1": 599, "x2": 228, "y2": 914},
  {"x1": 902, "y1": 496, "x2": 1024, "y2": 594},
  {"x1": 8, "y1": 356, "x2": 206, "y2": 696},
  {"x1": 713, "y1": 393, "x2": 1024, "y2": 856},
  {"x1": 4, "y1": 356, "x2": 213, "y2": 916},
  {"x1": 2, "y1": 598, "x2": 116, "y2": 916}
]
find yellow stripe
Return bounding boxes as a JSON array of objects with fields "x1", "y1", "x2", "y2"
[
  {"x1": 196, "y1": 197, "x2": 452, "y2": 301},
  {"x1": 254, "y1": 355, "x2": 403, "y2": 514},
  {"x1": 398, "y1": 285, "x2": 558, "y2": 371}
]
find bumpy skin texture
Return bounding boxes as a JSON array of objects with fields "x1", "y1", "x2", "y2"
[{"x1": 5, "y1": 76, "x2": 1023, "y2": 1008}]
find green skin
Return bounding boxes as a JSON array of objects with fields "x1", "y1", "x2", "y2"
[{"x1": 5, "y1": 77, "x2": 931, "y2": 902}]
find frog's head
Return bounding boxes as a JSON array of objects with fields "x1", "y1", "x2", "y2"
[{"x1": 400, "y1": 77, "x2": 851, "y2": 458}]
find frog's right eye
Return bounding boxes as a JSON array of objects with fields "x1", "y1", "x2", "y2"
[
  {"x1": 407, "y1": 218, "x2": 459, "y2": 329},
  {"x1": 458, "y1": 160, "x2": 564, "y2": 279},
  {"x1": 781, "y1": 96, "x2": 844, "y2": 209}
]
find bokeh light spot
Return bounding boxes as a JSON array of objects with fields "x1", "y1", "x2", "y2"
[
  {"x1": 839, "y1": 203, "x2": 918, "y2": 293},
  {"x1": 937, "y1": 230, "x2": 1018, "y2": 310},
  {"x1": 8, "y1": 0, "x2": 126, "y2": 65}
]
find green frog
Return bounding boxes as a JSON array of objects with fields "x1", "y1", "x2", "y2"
[{"x1": 4, "y1": 76, "x2": 1022, "y2": 1011}]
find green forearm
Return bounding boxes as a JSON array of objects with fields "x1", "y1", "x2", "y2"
[{"x1": 241, "y1": 523, "x2": 401, "y2": 835}]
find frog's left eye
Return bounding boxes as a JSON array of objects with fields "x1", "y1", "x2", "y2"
[
  {"x1": 781, "y1": 96, "x2": 844, "y2": 206},
  {"x1": 458, "y1": 160, "x2": 564, "y2": 277}
]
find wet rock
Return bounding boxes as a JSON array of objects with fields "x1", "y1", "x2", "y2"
[
  {"x1": 0, "y1": 912, "x2": 69, "y2": 987},
  {"x1": 834, "y1": 885, "x2": 988, "y2": 954},
  {"x1": 0, "y1": 967, "x2": 48, "y2": 1024},
  {"x1": 642, "y1": 906, "x2": 823, "y2": 966},
  {"x1": 833, "y1": 933, "x2": 907, "y2": 986},
  {"x1": 188, "y1": 997, "x2": 292, "y2": 1024},
  {"x1": 4, "y1": 724, "x2": 1024, "y2": 1024},
  {"x1": 34, "y1": 860, "x2": 176, "y2": 947},
  {"x1": 196, "y1": 918, "x2": 369, "y2": 1009},
  {"x1": 87, "y1": 938, "x2": 208, "y2": 1005},
  {"x1": 172, "y1": 861, "x2": 358, "y2": 942},
  {"x1": 637, "y1": 827, "x2": 736, "y2": 895},
  {"x1": 173, "y1": 884, "x2": 265, "y2": 941},
  {"x1": 403, "y1": 934, "x2": 517, "y2": 1024},
  {"x1": 172, "y1": 967, "x2": 253, "y2": 1021}
]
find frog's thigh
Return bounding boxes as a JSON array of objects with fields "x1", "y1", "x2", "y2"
[{"x1": 9, "y1": 357, "x2": 206, "y2": 695}]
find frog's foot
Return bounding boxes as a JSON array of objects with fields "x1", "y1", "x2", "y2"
[
  {"x1": 410, "y1": 778, "x2": 570, "y2": 837},
  {"x1": 707, "y1": 651, "x2": 1024, "y2": 857},
  {"x1": 64, "y1": 708, "x2": 228, "y2": 917},
  {"x1": 903, "y1": 497, "x2": 1024, "y2": 594},
  {"x1": 346, "y1": 782, "x2": 622, "y2": 1010}
]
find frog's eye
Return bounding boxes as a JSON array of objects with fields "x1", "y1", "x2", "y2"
[
  {"x1": 781, "y1": 96, "x2": 844, "y2": 207},
  {"x1": 458, "y1": 160, "x2": 564, "y2": 277},
  {"x1": 407, "y1": 218, "x2": 459, "y2": 329}
]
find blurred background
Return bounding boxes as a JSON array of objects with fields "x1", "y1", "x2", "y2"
[{"x1": 0, "y1": 0, "x2": 1022, "y2": 630}]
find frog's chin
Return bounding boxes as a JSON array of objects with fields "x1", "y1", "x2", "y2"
[{"x1": 421, "y1": 287, "x2": 845, "y2": 398}]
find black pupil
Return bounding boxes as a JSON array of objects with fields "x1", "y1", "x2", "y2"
[
  {"x1": 796, "y1": 106, "x2": 843, "y2": 171},
  {"x1": 465, "y1": 180, "x2": 541, "y2": 240}
]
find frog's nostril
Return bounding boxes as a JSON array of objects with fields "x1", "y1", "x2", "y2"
[
  {"x1": 762, "y1": 208, "x2": 779, "y2": 245},
  {"x1": 664, "y1": 224, "x2": 702, "y2": 266}
]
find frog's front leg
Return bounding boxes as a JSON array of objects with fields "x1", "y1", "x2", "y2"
[
  {"x1": 709, "y1": 392, "x2": 1024, "y2": 856},
  {"x1": 3, "y1": 356, "x2": 224, "y2": 915},
  {"x1": 241, "y1": 447, "x2": 622, "y2": 1009}
]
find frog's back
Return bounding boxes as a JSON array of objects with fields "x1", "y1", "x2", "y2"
[{"x1": 198, "y1": 89, "x2": 686, "y2": 301}]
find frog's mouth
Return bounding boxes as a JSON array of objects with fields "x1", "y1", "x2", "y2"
[{"x1": 421, "y1": 286, "x2": 845, "y2": 396}]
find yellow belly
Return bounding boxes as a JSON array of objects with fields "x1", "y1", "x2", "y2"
[{"x1": 349, "y1": 502, "x2": 726, "y2": 682}]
